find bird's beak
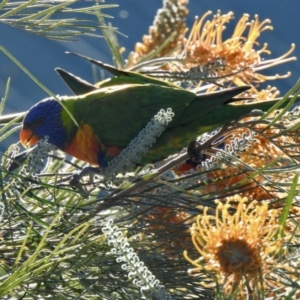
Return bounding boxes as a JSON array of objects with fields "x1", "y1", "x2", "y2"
[{"x1": 20, "y1": 128, "x2": 39, "y2": 148}]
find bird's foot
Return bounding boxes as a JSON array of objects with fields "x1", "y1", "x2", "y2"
[
  {"x1": 70, "y1": 166, "x2": 101, "y2": 190},
  {"x1": 187, "y1": 141, "x2": 204, "y2": 163}
]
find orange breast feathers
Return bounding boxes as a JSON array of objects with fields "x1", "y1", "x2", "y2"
[{"x1": 65, "y1": 124, "x2": 102, "y2": 166}]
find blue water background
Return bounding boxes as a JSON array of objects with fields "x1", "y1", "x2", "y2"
[{"x1": 0, "y1": 0, "x2": 299, "y2": 150}]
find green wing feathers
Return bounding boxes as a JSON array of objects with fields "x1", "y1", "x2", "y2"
[
  {"x1": 59, "y1": 82, "x2": 292, "y2": 164},
  {"x1": 70, "y1": 84, "x2": 195, "y2": 146}
]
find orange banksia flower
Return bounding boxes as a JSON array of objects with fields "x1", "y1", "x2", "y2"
[
  {"x1": 145, "y1": 205, "x2": 194, "y2": 250},
  {"x1": 204, "y1": 166, "x2": 274, "y2": 201},
  {"x1": 127, "y1": 9, "x2": 296, "y2": 94},
  {"x1": 184, "y1": 195, "x2": 289, "y2": 298},
  {"x1": 180, "y1": 11, "x2": 296, "y2": 89}
]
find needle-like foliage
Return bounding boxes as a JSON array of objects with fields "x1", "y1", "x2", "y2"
[
  {"x1": 0, "y1": 1, "x2": 300, "y2": 299},
  {"x1": 0, "y1": 0, "x2": 118, "y2": 41}
]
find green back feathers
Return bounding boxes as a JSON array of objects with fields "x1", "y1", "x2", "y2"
[
  {"x1": 60, "y1": 84, "x2": 250, "y2": 150},
  {"x1": 65, "y1": 84, "x2": 195, "y2": 147}
]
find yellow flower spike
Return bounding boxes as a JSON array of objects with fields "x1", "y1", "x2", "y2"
[
  {"x1": 247, "y1": 15, "x2": 273, "y2": 48},
  {"x1": 185, "y1": 11, "x2": 213, "y2": 47},
  {"x1": 184, "y1": 195, "x2": 290, "y2": 297},
  {"x1": 181, "y1": 11, "x2": 296, "y2": 90},
  {"x1": 231, "y1": 14, "x2": 250, "y2": 42},
  {"x1": 254, "y1": 85, "x2": 280, "y2": 99}
]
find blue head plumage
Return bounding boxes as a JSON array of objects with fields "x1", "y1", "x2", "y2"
[{"x1": 22, "y1": 98, "x2": 69, "y2": 150}]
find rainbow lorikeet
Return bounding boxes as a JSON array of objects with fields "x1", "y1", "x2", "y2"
[{"x1": 20, "y1": 82, "x2": 286, "y2": 169}]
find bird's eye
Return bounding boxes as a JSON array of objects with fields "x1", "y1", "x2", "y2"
[{"x1": 31, "y1": 117, "x2": 44, "y2": 127}]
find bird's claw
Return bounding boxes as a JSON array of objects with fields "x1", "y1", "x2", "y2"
[
  {"x1": 187, "y1": 141, "x2": 204, "y2": 163},
  {"x1": 70, "y1": 166, "x2": 101, "y2": 190},
  {"x1": 70, "y1": 173, "x2": 81, "y2": 190}
]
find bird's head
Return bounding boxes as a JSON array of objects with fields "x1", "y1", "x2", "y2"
[{"x1": 20, "y1": 98, "x2": 68, "y2": 150}]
